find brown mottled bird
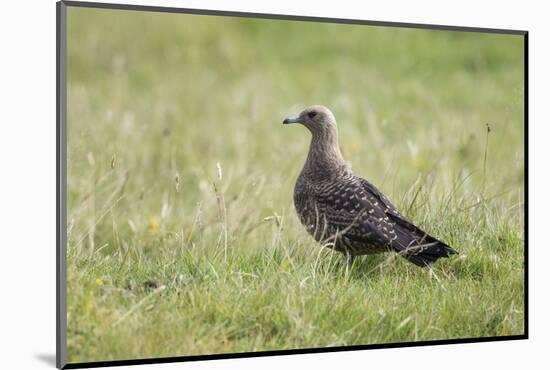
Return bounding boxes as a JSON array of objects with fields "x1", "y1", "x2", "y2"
[{"x1": 283, "y1": 105, "x2": 457, "y2": 267}]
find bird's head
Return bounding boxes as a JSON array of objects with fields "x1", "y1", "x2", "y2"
[{"x1": 283, "y1": 105, "x2": 337, "y2": 135}]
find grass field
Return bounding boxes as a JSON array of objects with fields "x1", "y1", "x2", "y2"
[{"x1": 66, "y1": 7, "x2": 525, "y2": 363}]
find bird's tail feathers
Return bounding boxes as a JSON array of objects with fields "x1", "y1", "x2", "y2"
[
  {"x1": 401, "y1": 241, "x2": 458, "y2": 267},
  {"x1": 387, "y1": 213, "x2": 457, "y2": 267}
]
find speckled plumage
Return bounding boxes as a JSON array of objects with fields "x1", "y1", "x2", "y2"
[{"x1": 283, "y1": 105, "x2": 457, "y2": 267}]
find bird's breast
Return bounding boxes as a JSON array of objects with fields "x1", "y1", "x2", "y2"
[{"x1": 293, "y1": 176, "x2": 319, "y2": 227}]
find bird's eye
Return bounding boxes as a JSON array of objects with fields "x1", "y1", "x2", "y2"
[{"x1": 307, "y1": 112, "x2": 317, "y2": 119}]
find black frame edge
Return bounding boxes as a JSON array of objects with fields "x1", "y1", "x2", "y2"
[
  {"x1": 62, "y1": 0, "x2": 527, "y2": 35},
  {"x1": 63, "y1": 335, "x2": 527, "y2": 369},
  {"x1": 57, "y1": 1, "x2": 68, "y2": 369},
  {"x1": 523, "y1": 32, "x2": 529, "y2": 338}
]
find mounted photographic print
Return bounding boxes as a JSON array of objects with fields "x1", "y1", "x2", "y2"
[{"x1": 56, "y1": 1, "x2": 527, "y2": 368}]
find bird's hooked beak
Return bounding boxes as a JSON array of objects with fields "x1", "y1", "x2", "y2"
[{"x1": 283, "y1": 115, "x2": 303, "y2": 125}]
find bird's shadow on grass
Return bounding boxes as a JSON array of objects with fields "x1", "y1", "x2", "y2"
[
  {"x1": 351, "y1": 255, "x2": 391, "y2": 278},
  {"x1": 341, "y1": 254, "x2": 461, "y2": 281},
  {"x1": 322, "y1": 254, "x2": 392, "y2": 281}
]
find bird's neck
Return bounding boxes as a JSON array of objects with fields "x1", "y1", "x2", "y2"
[{"x1": 302, "y1": 129, "x2": 348, "y2": 180}]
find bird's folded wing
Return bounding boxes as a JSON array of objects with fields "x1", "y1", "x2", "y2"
[
  {"x1": 358, "y1": 178, "x2": 455, "y2": 256},
  {"x1": 313, "y1": 180, "x2": 394, "y2": 246}
]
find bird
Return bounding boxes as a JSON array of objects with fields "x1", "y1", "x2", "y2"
[{"x1": 282, "y1": 105, "x2": 457, "y2": 267}]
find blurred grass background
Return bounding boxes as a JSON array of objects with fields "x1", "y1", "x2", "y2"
[{"x1": 66, "y1": 7, "x2": 524, "y2": 363}]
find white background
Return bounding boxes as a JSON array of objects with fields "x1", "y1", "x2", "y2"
[{"x1": 1, "y1": 0, "x2": 548, "y2": 369}]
